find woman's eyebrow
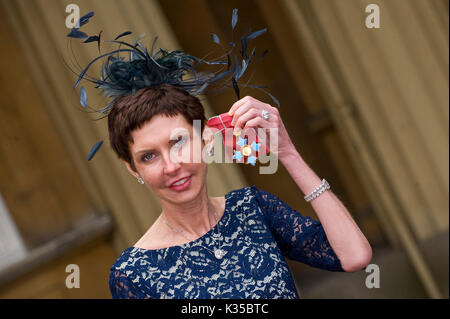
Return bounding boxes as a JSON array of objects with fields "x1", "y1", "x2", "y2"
[
  {"x1": 134, "y1": 148, "x2": 156, "y2": 156},
  {"x1": 134, "y1": 135, "x2": 187, "y2": 156}
]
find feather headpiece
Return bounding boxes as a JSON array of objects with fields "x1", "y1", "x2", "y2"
[{"x1": 65, "y1": 8, "x2": 278, "y2": 160}]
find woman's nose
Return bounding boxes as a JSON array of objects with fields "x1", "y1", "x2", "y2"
[{"x1": 162, "y1": 153, "x2": 181, "y2": 174}]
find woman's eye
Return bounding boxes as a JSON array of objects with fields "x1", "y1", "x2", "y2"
[
  {"x1": 176, "y1": 136, "x2": 187, "y2": 146},
  {"x1": 142, "y1": 153, "x2": 154, "y2": 162}
]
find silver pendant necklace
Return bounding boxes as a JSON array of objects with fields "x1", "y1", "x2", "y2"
[{"x1": 162, "y1": 200, "x2": 226, "y2": 259}]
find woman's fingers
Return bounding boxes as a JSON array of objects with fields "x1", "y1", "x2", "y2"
[
  {"x1": 231, "y1": 98, "x2": 270, "y2": 126},
  {"x1": 229, "y1": 96, "x2": 277, "y2": 135},
  {"x1": 229, "y1": 96, "x2": 266, "y2": 118},
  {"x1": 233, "y1": 108, "x2": 262, "y2": 130},
  {"x1": 245, "y1": 115, "x2": 276, "y2": 129},
  {"x1": 228, "y1": 96, "x2": 253, "y2": 116},
  {"x1": 230, "y1": 100, "x2": 253, "y2": 126},
  {"x1": 227, "y1": 96, "x2": 294, "y2": 159}
]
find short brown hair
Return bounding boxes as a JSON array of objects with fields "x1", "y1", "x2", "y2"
[{"x1": 107, "y1": 83, "x2": 207, "y2": 171}]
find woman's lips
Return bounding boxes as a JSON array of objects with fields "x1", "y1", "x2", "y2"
[{"x1": 169, "y1": 175, "x2": 192, "y2": 191}]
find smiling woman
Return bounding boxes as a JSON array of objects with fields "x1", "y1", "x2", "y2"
[
  {"x1": 106, "y1": 84, "x2": 226, "y2": 252},
  {"x1": 64, "y1": 9, "x2": 371, "y2": 299},
  {"x1": 121, "y1": 96, "x2": 212, "y2": 210},
  {"x1": 105, "y1": 83, "x2": 352, "y2": 299}
]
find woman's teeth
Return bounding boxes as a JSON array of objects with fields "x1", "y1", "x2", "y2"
[{"x1": 173, "y1": 177, "x2": 189, "y2": 186}]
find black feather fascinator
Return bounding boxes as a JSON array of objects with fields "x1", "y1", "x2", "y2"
[{"x1": 65, "y1": 8, "x2": 278, "y2": 160}]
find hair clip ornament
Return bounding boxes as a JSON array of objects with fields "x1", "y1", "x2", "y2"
[{"x1": 65, "y1": 8, "x2": 278, "y2": 161}]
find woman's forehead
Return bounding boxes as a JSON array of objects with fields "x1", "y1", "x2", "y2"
[{"x1": 131, "y1": 114, "x2": 192, "y2": 147}]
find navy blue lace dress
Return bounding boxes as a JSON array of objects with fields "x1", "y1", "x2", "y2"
[{"x1": 109, "y1": 185, "x2": 345, "y2": 299}]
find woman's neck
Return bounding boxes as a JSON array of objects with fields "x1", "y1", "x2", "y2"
[{"x1": 160, "y1": 191, "x2": 217, "y2": 239}]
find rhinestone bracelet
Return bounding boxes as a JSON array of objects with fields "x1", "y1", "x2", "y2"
[{"x1": 304, "y1": 179, "x2": 330, "y2": 202}]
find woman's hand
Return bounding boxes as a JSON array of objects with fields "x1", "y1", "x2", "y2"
[{"x1": 228, "y1": 96, "x2": 296, "y2": 161}]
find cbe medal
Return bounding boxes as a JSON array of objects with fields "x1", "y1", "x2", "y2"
[{"x1": 207, "y1": 113, "x2": 270, "y2": 165}]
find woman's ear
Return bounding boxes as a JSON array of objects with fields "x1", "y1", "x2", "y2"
[{"x1": 124, "y1": 160, "x2": 139, "y2": 179}]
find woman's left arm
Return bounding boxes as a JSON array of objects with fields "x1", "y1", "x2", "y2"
[
  {"x1": 279, "y1": 149, "x2": 373, "y2": 272},
  {"x1": 229, "y1": 96, "x2": 372, "y2": 272}
]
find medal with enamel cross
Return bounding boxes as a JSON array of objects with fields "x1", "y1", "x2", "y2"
[{"x1": 233, "y1": 135, "x2": 261, "y2": 166}]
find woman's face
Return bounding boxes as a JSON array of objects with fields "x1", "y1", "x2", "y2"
[{"x1": 126, "y1": 113, "x2": 209, "y2": 205}]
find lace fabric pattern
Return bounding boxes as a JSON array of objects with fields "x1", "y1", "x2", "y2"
[{"x1": 109, "y1": 186, "x2": 345, "y2": 299}]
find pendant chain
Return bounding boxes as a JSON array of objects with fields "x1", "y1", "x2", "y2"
[{"x1": 162, "y1": 200, "x2": 226, "y2": 259}]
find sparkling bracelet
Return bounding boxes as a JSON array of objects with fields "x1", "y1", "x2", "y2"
[{"x1": 304, "y1": 179, "x2": 330, "y2": 202}]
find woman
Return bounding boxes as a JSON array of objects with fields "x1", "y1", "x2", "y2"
[
  {"x1": 65, "y1": 9, "x2": 372, "y2": 299},
  {"x1": 107, "y1": 84, "x2": 373, "y2": 299}
]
